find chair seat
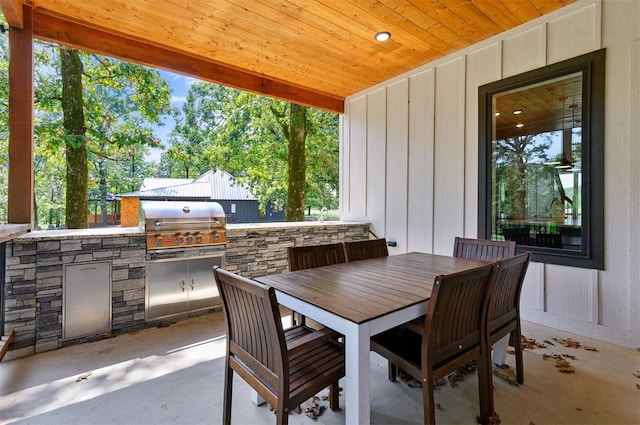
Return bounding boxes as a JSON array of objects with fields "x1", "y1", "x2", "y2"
[{"x1": 287, "y1": 329, "x2": 344, "y2": 406}]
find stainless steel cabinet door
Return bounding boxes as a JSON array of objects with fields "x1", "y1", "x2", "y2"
[
  {"x1": 187, "y1": 256, "x2": 223, "y2": 310},
  {"x1": 147, "y1": 260, "x2": 189, "y2": 320},
  {"x1": 64, "y1": 261, "x2": 111, "y2": 340}
]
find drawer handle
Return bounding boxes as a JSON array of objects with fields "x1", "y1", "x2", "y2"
[
  {"x1": 180, "y1": 280, "x2": 185, "y2": 292},
  {"x1": 191, "y1": 279, "x2": 195, "y2": 290}
]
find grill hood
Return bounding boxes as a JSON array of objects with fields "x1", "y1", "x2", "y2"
[{"x1": 142, "y1": 201, "x2": 225, "y2": 221}]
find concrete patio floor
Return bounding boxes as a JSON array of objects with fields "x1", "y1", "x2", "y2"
[{"x1": 1, "y1": 310, "x2": 638, "y2": 425}]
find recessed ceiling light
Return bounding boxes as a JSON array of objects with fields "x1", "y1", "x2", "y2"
[
  {"x1": 513, "y1": 109, "x2": 523, "y2": 115},
  {"x1": 375, "y1": 31, "x2": 391, "y2": 42},
  {"x1": 516, "y1": 123, "x2": 524, "y2": 128}
]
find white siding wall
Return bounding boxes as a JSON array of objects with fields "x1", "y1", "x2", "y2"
[{"x1": 340, "y1": 0, "x2": 640, "y2": 348}]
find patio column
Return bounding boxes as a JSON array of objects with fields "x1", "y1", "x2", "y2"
[{"x1": 6, "y1": 2, "x2": 34, "y2": 225}]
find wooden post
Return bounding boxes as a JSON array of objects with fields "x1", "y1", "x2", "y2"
[{"x1": 7, "y1": 3, "x2": 34, "y2": 225}]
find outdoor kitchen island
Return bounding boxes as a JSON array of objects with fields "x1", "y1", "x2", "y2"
[{"x1": 3, "y1": 220, "x2": 369, "y2": 359}]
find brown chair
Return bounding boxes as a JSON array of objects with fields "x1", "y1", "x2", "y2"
[
  {"x1": 486, "y1": 252, "x2": 531, "y2": 385},
  {"x1": 390, "y1": 236, "x2": 516, "y2": 380},
  {"x1": 287, "y1": 243, "x2": 346, "y2": 324},
  {"x1": 287, "y1": 243, "x2": 346, "y2": 271},
  {"x1": 213, "y1": 266, "x2": 345, "y2": 425},
  {"x1": 453, "y1": 236, "x2": 516, "y2": 262},
  {"x1": 370, "y1": 264, "x2": 497, "y2": 425},
  {"x1": 343, "y1": 238, "x2": 388, "y2": 262}
]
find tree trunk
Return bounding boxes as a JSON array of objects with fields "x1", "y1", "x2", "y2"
[
  {"x1": 60, "y1": 48, "x2": 88, "y2": 229},
  {"x1": 286, "y1": 104, "x2": 307, "y2": 221}
]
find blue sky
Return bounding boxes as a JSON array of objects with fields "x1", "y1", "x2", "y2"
[{"x1": 146, "y1": 70, "x2": 199, "y2": 161}]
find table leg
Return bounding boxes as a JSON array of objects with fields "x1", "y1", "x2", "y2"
[
  {"x1": 344, "y1": 322, "x2": 371, "y2": 425},
  {"x1": 492, "y1": 335, "x2": 509, "y2": 366}
]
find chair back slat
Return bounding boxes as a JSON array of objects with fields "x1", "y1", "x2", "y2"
[
  {"x1": 453, "y1": 237, "x2": 516, "y2": 262},
  {"x1": 288, "y1": 243, "x2": 346, "y2": 271},
  {"x1": 487, "y1": 252, "x2": 531, "y2": 338},
  {"x1": 344, "y1": 238, "x2": 389, "y2": 262},
  {"x1": 214, "y1": 267, "x2": 287, "y2": 393},
  {"x1": 423, "y1": 264, "x2": 494, "y2": 369}
]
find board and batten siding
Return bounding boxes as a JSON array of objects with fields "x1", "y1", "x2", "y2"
[{"x1": 340, "y1": 0, "x2": 640, "y2": 348}]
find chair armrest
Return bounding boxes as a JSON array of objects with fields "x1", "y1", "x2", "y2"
[{"x1": 287, "y1": 327, "x2": 342, "y2": 356}]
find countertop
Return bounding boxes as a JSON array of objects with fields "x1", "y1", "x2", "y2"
[
  {"x1": 12, "y1": 226, "x2": 144, "y2": 241},
  {"x1": 0, "y1": 224, "x2": 32, "y2": 244}
]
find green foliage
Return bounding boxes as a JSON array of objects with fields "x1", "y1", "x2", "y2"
[
  {"x1": 0, "y1": 36, "x2": 173, "y2": 227},
  {"x1": 161, "y1": 82, "x2": 339, "y2": 214},
  {"x1": 0, "y1": 30, "x2": 337, "y2": 225},
  {"x1": 493, "y1": 134, "x2": 551, "y2": 219}
]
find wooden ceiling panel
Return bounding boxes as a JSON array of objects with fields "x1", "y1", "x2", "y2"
[{"x1": 5, "y1": 0, "x2": 576, "y2": 112}]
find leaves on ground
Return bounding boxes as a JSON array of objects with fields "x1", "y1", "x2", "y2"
[
  {"x1": 304, "y1": 396, "x2": 326, "y2": 419},
  {"x1": 632, "y1": 371, "x2": 640, "y2": 378},
  {"x1": 75, "y1": 371, "x2": 92, "y2": 382},
  {"x1": 521, "y1": 336, "x2": 547, "y2": 349},
  {"x1": 553, "y1": 337, "x2": 581, "y2": 348},
  {"x1": 493, "y1": 364, "x2": 518, "y2": 386}
]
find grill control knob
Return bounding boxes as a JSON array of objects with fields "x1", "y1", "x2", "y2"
[
  {"x1": 154, "y1": 237, "x2": 164, "y2": 246},
  {"x1": 175, "y1": 236, "x2": 184, "y2": 244},
  {"x1": 185, "y1": 236, "x2": 194, "y2": 244},
  {"x1": 194, "y1": 235, "x2": 203, "y2": 243}
]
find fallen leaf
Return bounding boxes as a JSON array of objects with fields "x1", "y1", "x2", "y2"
[
  {"x1": 633, "y1": 371, "x2": 640, "y2": 378},
  {"x1": 576, "y1": 408, "x2": 582, "y2": 412},
  {"x1": 562, "y1": 354, "x2": 577, "y2": 360},
  {"x1": 75, "y1": 371, "x2": 92, "y2": 382},
  {"x1": 558, "y1": 365, "x2": 575, "y2": 373},
  {"x1": 554, "y1": 337, "x2": 581, "y2": 348},
  {"x1": 493, "y1": 365, "x2": 519, "y2": 386},
  {"x1": 636, "y1": 383, "x2": 640, "y2": 390},
  {"x1": 544, "y1": 340, "x2": 555, "y2": 346},
  {"x1": 584, "y1": 346, "x2": 598, "y2": 352}
]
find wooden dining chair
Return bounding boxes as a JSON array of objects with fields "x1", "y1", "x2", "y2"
[
  {"x1": 343, "y1": 238, "x2": 388, "y2": 262},
  {"x1": 389, "y1": 237, "x2": 516, "y2": 381},
  {"x1": 370, "y1": 264, "x2": 497, "y2": 425},
  {"x1": 486, "y1": 251, "x2": 531, "y2": 385},
  {"x1": 213, "y1": 266, "x2": 345, "y2": 425},
  {"x1": 288, "y1": 242, "x2": 346, "y2": 271},
  {"x1": 287, "y1": 243, "x2": 346, "y2": 325},
  {"x1": 453, "y1": 236, "x2": 516, "y2": 262}
]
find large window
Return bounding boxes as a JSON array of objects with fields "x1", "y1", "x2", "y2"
[{"x1": 478, "y1": 49, "x2": 605, "y2": 269}]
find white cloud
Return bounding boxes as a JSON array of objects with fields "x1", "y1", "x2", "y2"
[{"x1": 171, "y1": 96, "x2": 187, "y2": 104}]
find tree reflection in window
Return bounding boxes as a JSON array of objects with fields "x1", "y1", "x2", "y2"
[
  {"x1": 492, "y1": 73, "x2": 582, "y2": 251},
  {"x1": 478, "y1": 49, "x2": 605, "y2": 269}
]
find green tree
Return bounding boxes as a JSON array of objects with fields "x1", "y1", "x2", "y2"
[
  {"x1": 164, "y1": 82, "x2": 339, "y2": 219},
  {"x1": 34, "y1": 46, "x2": 172, "y2": 228},
  {"x1": 494, "y1": 134, "x2": 550, "y2": 219}
]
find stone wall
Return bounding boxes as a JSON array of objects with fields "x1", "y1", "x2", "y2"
[
  {"x1": 224, "y1": 221, "x2": 370, "y2": 277},
  {"x1": 5, "y1": 231, "x2": 147, "y2": 358},
  {"x1": 3, "y1": 221, "x2": 370, "y2": 358}
]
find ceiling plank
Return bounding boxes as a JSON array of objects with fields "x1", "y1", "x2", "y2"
[
  {"x1": 0, "y1": 0, "x2": 24, "y2": 28},
  {"x1": 31, "y1": 9, "x2": 344, "y2": 113}
]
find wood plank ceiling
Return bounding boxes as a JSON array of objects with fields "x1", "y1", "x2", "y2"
[{"x1": 3, "y1": 0, "x2": 576, "y2": 113}]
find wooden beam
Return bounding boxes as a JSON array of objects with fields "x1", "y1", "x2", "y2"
[
  {"x1": 7, "y1": 3, "x2": 33, "y2": 225},
  {"x1": 0, "y1": 0, "x2": 24, "y2": 29},
  {"x1": 32, "y1": 10, "x2": 344, "y2": 113}
]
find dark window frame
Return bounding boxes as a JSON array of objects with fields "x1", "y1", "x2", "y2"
[{"x1": 478, "y1": 49, "x2": 605, "y2": 270}]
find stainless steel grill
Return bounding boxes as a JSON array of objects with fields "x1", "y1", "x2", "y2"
[
  {"x1": 141, "y1": 201, "x2": 227, "y2": 250},
  {"x1": 142, "y1": 201, "x2": 227, "y2": 321}
]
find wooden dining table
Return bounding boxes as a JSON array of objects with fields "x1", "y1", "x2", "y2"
[{"x1": 255, "y1": 252, "x2": 490, "y2": 425}]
